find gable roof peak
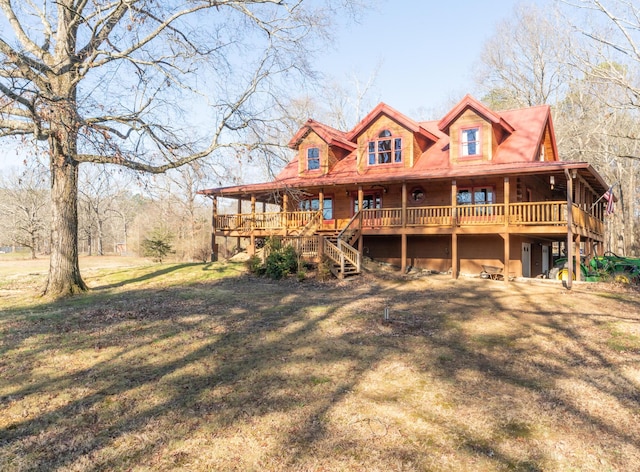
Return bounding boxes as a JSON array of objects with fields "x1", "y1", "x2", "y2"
[
  {"x1": 347, "y1": 102, "x2": 439, "y2": 143},
  {"x1": 288, "y1": 118, "x2": 355, "y2": 151},
  {"x1": 438, "y1": 94, "x2": 515, "y2": 135}
]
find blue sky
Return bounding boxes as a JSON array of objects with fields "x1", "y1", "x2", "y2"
[{"x1": 316, "y1": 0, "x2": 547, "y2": 119}]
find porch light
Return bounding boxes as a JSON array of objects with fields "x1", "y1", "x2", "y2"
[{"x1": 549, "y1": 175, "x2": 555, "y2": 190}]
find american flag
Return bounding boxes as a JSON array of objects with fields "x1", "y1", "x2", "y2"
[{"x1": 604, "y1": 186, "x2": 614, "y2": 215}]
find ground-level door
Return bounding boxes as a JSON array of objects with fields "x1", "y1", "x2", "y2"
[
  {"x1": 542, "y1": 245, "x2": 550, "y2": 274},
  {"x1": 522, "y1": 243, "x2": 531, "y2": 277}
]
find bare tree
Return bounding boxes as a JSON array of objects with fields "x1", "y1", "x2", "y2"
[
  {"x1": 558, "y1": 0, "x2": 640, "y2": 253},
  {"x1": 0, "y1": 164, "x2": 50, "y2": 258},
  {"x1": 561, "y1": 0, "x2": 640, "y2": 127},
  {"x1": 149, "y1": 164, "x2": 212, "y2": 262},
  {"x1": 0, "y1": 0, "x2": 357, "y2": 297},
  {"x1": 475, "y1": 2, "x2": 573, "y2": 108}
]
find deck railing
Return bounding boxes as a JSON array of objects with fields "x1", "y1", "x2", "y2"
[
  {"x1": 407, "y1": 206, "x2": 453, "y2": 226},
  {"x1": 571, "y1": 204, "x2": 605, "y2": 236},
  {"x1": 361, "y1": 208, "x2": 402, "y2": 227},
  {"x1": 215, "y1": 201, "x2": 602, "y2": 233},
  {"x1": 214, "y1": 210, "x2": 317, "y2": 231},
  {"x1": 456, "y1": 203, "x2": 506, "y2": 224},
  {"x1": 508, "y1": 202, "x2": 566, "y2": 225}
]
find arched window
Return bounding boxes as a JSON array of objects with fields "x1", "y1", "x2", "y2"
[{"x1": 368, "y1": 130, "x2": 402, "y2": 165}]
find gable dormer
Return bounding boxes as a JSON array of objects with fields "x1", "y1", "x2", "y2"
[
  {"x1": 438, "y1": 95, "x2": 514, "y2": 165},
  {"x1": 288, "y1": 119, "x2": 355, "y2": 177},
  {"x1": 348, "y1": 103, "x2": 438, "y2": 173}
]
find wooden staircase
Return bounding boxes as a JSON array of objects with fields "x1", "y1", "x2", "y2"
[{"x1": 322, "y1": 212, "x2": 362, "y2": 278}]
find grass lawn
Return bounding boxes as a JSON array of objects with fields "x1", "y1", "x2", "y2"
[{"x1": 1, "y1": 256, "x2": 640, "y2": 471}]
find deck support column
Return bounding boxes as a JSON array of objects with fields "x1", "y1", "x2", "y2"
[
  {"x1": 401, "y1": 233, "x2": 407, "y2": 274},
  {"x1": 401, "y1": 182, "x2": 408, "y2": 274},
  {"x1": 236, "y1": 198, "x2": 242, "y2": 253},
  {"x1": 451, "y1": 232, "x2": 458, "y2": 279},
  {"x1": 565, "y1": 169, "x2": 574, "y2": 289},
  {"x1": 282, "y1": 193, "x2": 289, "y2": 237},
  {"x1": 502, "y1": 233, "x2": 510, "y2": 283},
  {"x1": 358, "y1": 186, "x2": 364, "y2": 254},
  {"x1": 451, "y1": 179, "x2": 458, "y2": 278},
  {"x1": 211, "y1": 196, "x2": 218, "y2": 262},
  {"x1": 575, "y1": 233, "x2": 581, "y2": 281},
  {"x1": 249, "y1": 194, "x2": 256, "y2": 256},
  {"x1": 503, "y1": 177, "x2": 510, "y2": 283}
]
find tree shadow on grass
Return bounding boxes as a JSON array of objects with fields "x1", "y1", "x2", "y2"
[
  {"x1": 1, "y1": 275, "x2": 639, "y2": 471},
  {"x1": 91, "y1": 262, "x2": 204, "y2": 290}
]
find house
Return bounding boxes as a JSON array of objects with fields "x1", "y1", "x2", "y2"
[{"x1": 199, "y1": 95, "x2": 611, "y2": 282}]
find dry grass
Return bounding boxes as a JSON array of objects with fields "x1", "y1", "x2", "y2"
[{"x1": 1, "y1": 256, "x2": 640, "y2": 471}]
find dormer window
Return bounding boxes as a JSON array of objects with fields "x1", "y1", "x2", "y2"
[
  {"x1": 307, "y1": 147, "x2": 320, "y2": 170},
  {"x1": 368, "y1": 130, "x2": 402, "y2": 165},
  {"x1": 461, "y1": 127, "x2": 480, "y2": 156}
]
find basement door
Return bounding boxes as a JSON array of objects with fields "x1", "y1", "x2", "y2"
[
  {"x1": 522, "y1": 243, "x2": 531, "y2": 278},
  {"x1": 542, "y1": 245, "x2": 550, "y2": 274}
]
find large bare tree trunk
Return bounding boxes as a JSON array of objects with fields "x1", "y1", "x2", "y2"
[{"x1": 45, "y1": 156, "x2": 87, "y2": 296}]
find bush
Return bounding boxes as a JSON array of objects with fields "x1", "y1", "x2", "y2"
[
  {"x1": 141, "y1": 228, "x2": 174, "y2": 263},
  {"x1": 246, "y1": 255, "x2": 265, "y2": 275},
  {"x1": 247, "y1": 238, "x2": 300, "y2": 280},
  {"x1": 265, "y1": 244, "x2": 298, "y2": 280}
]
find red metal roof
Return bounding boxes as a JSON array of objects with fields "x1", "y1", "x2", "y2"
[{"x1": 199, "y1": 96, "x2": 609, "y2": 198}]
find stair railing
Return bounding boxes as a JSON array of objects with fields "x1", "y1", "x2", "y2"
[{"x1": 336, "y1": 211, "x2": 362, "y2": 274}]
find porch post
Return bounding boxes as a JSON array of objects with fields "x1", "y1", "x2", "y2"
[
  {"x1": 282, "y1": 193, "x2": 289, "y2": 237},
  {"x1": 451, "y1": 233, "x2": 458, "y2": 279},
  {"x1": 401, "y1": 234, "x2": 407, "y2": 274},
  {"x1": 451, "y1": 179, "x2": 458, "y2": 278},
  {"x1": 249, "y1": 194, "x2": 256, "y2": 256},
  {"x1": 504, "y1": 177, "x2": 510, "y2": 226},
  {"x1": 565, "y1": 169, "x2": 574, "y2": 289},
  {"x1": 211, "y1": 196, "x2": 218, "y2": 262},
  {"x1": 503, "y1": 177, "x2": 510, "y2": 283},
  {"x1": 575, "y1": 234, "x2": 581, "y2": 281},
  {"x1": 319, "y1": 189, "x2": 324, "y2": 227},
  {"x1": 503, "y1": 233, "x2": 510, "y2": 283},
  {"x1": 401, "y1": 182, "x2": 408, "y2": 274},
  {"x1": 358, "y1": 185, "x2": 364, "y2": 253},
  {"x1": 402, "y1": 182, "x2": 407, "y2": 228},
  {"x1": 236, "y1": 198, "x2": 242, "y2": 253}
]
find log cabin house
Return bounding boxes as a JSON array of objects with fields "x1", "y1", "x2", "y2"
[{"x1": 199, "y1": 95, "x2": 611, "y2": 282}]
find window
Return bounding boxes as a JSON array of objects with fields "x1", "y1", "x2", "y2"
[
  {"x1": 354, "y1": 193, "x2": 382, "y2": 213},
  {"x1": 368, "y1": 130, "x2": 402, "y2": 165},
  {"x1": 299, "y1": 197, "x2": 333, "y2": 220},
  {"x1": 457, "y1": 187, "x2": 494, "y2": 205},
  {"x1": 461, "y1": 127, "x2": 480, "y2": 156},
  {"x1": 307, "y1": 147, "x2": 320, "y2": 170},
  {"x1": 457, "y1": 187, "x2": 494, "y2": 215}
]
